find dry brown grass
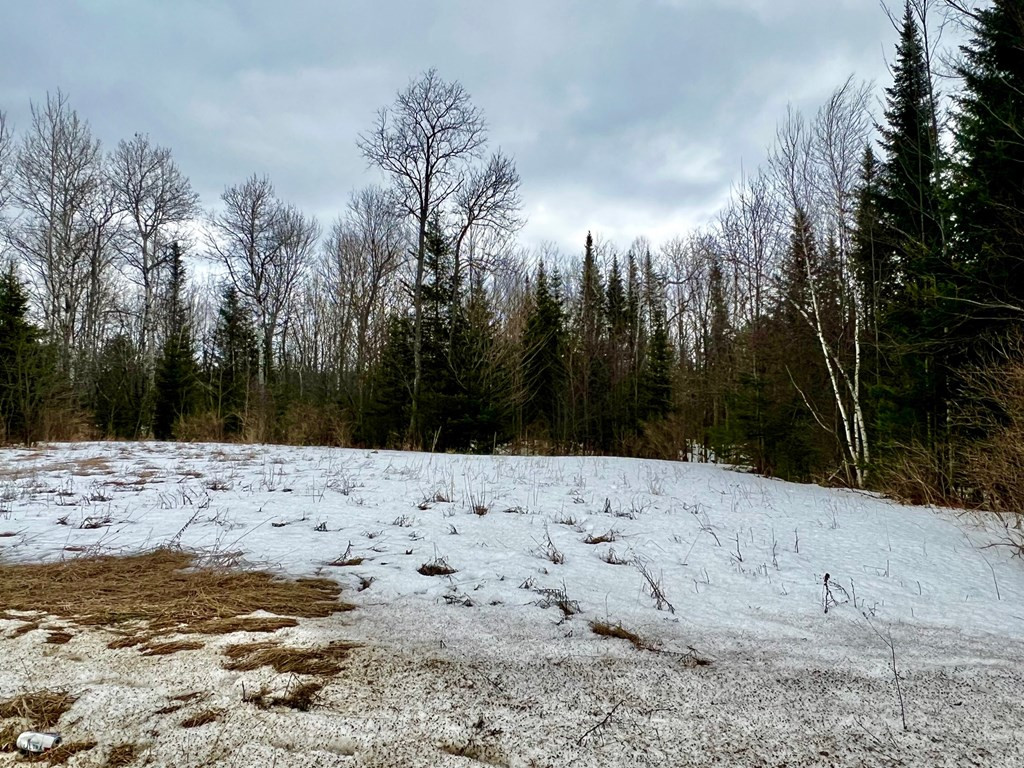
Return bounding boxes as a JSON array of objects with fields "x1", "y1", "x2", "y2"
[
  {"x1": 588, "y1": 620, "x2": 656, "y2": 652},
  {"x1": 0, "y1": 549, "x2": 351, "y2": 632},
  {"x1": 583, "y1": 530, "x2": 620, "y2": 545},
  {"x1": 179, "y1": 709, "x2": 223, "y2": 729},
  {"x1": 102, "y1": 743, "x2": 139, "y2": 768},
  {"x1": 0, "y1": 456, "x2": 113, "y2": 481},
  {"x1": 223, "y1": 640, "x2": 357, "y2": 676},
  {"x1": 20, "y1": 740, "x2": 97, "y2": 765},
  {"x1": 106, "y1": 634, "x2": 147, "y2": 650},
  {"x1": 0, "y1": 721, "x2": 20, "y2": 752},
  {"x1": 327, "y1": 556, "x2": 365, "y2": 567},
  {"x1": 188, "y1": 616, "x2": 299, "y2": 635},
  {"x1": 139, "y1": 640, "x2": 205, "y2": 656},
  {"x1": 243, "y1": 680, "x2": 325, "y2": 712},
  {"x1": 9, "y1": 620, "x2": 41, "y2": 638},
  {"x1": 417, "y1": 557, "x2": 456, "y2": 577},
  {"x1": 0, "y1": 691, "x2": 77, "y2": 729},
  {"x1": 44, "y1": 630, "x2": 73, "y2": 645}
]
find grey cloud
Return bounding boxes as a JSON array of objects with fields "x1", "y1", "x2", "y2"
[{"x1": 0, "y1": 1, "x2": 901, "y2": 255}]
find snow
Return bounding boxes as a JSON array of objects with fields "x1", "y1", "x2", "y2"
[{"x1": 2, "y1": 441, "x2": 1024, "y2": 766}]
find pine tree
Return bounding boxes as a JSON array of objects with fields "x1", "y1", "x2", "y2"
[
  {"x1": 153, "y1": 243, "x2": 198, "y2": 439},
  {"x1": 522, "y1": 260, "x2": 565, "y2": 440},
  {"x1": 211, "y1": 285, "x2": 258, "y2": 436},
  {"x1": 0, "y1": 263, "x2": 58, "y2": 444},
  {"x1": 872, "y1": 1, "x2": 948, "y2": 461},
  {"x1": 93, "y1": 334, "x2": 148, "y2": 439},
  {"x1": 364, "y1": 314, "x2": 414, "y2": 446},
  {"x1": 449, "y1": 275, "x2": 508, "y2": 450},
  {"x1": 951, "y1": 0, "x2": 1024, "y2": 341},
  {"x1": 575, "y1": 232, "x2": 609, "y2": 448},
  {"x1": 417, "y1": 214, "x2": 460, "y2": 449}
]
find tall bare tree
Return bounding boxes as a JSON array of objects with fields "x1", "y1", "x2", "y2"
[
  {"x1": 320, "y1": 186, "x2": 407, "y2": 414},
  {"x1": 208, "y1": 175, "x2": 316, "y2": 385},
  {"x1": 108, "y1": 133, "x2": 199, "y2": 371},
  {"x1": 0, "y1": 110, "x2": 12, "y2": 216},
  {"x1": 451, "y1": 150, "x2": 522, "y2": 284},
  {"x1": 9, "y1": 91, "x2": 102, "y2": 375},
  {"x1": 358, "y1": 68, "x2": 487, "y2": 441},
  {"x1": 769, "y1": 79, "x2": 873, "y2": 486}
]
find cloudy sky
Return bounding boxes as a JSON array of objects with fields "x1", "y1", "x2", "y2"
[{"x1": 1, "y1": 1, "x2": 903, "y2": 254}]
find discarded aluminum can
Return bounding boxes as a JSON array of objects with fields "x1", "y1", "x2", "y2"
[{"x1": 16, "y1": 731, "x2": 62, "y2": 753}]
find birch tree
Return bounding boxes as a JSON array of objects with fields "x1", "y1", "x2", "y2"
[{"x1": 769, "y1": 79, "x2": 873, "y2": 486}]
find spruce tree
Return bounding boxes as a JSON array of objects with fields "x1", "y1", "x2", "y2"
[
  {"x1": 211, "y1": 285, "x2": 258, "y2": 436},
  {"x1": 364, "y1": 314, "x2": 414, "y2": 446},
  {"x1": 951, "y1": 0, "x2": 1024, "y2": 341},
  {"x1": 522, "y1": 260, "x2": 565, "y2": 440},
  {"x1": 0, "y1": 264, "x2": 58, "y2": 444},
  {"x1": 576, "y1": 232, "x2": 609, "y2": 449},
  {"x1": 872, "y1": 1, "x2": 947, "y2": 460},
  {"x1": 153, "y1": 243, "x2": 198, "y2": 439}
]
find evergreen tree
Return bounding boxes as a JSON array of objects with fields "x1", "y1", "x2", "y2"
[
  {"x1": 643, "y1": 280, "x2": 673, "y2": 420},
  {"x1": 93, "y1": 334, "x2": 148, "y2": 438},
  {"x1": 417, "y1": 214, "x2": 460, "y2": 448},
  {"x1": 575, "y1": 232, "x2": 610, "y2": 449},
  {"x1": 872, "y1": 1, "x2": 948, "y2": 461},
  {"x1": 728, "y1": 210, "x2": 835, "y2": 480},
  {"x1": 449, "y1": 275, "x2": 508, "y2": 450},
  {"x1": 153, "y1": 243, "x2": 198, "y2": 439},
  {"x1": 211, "y1": 285, "x2": 258, "y2": 436},
  {"x1": 0, "y1": 264, "x2": 58, "y2": 444},
  {"x1": 522, "y1": 260, "x2": 565, "y2": 440},
  {"x1": 951, "y1": 0, "x2": 1024, "y2": 342},
  {"x1": 364, "y1": 314, "x2": 414, "y2": 446}
]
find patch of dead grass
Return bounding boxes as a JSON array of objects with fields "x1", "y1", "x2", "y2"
[
  {"x1": 44, "y1": 630, "x2": 73, "y2": 645},
  {"x1": 588, "y1": 620, "x2": 657, "y2": 652},
  {"x1": 223, "y1": 640, "x2": 357, "y2": 677},
  {"x1": 0, "y1": 691, "x2": 77, "y2": 729},
  {"x1": 417, "y1": 557, "x2": 456, "y2": 577},
  {"x1": 102, "y1": 743, "x2": 139, "y2": 768},
  {"x1": 0, "y1": 549, "x2": 351, "y2": 633},
  {"x1": 139, "y1": 640, "x2": 204, "y2": 656},
  {"x1": 9, "y1": 621, "x2": 41, "y2": 638},
  {"x1": 187, "y1": 616, "x2": 298, "y2": 635},
  {"x1": 179, "y1": 709, "x2": 223, "y2": 729},
  {"x1": 583, "y1": 530, "x2": 620, "y2": 545},
  {"x1": 243, "y1": 680, "x2": 325, "y2": 712},
  {"x1": 0, "y1": 721, "x2": 20, "y2": 752},
  {"x1": 20, "y1": 740, "x2": 97, "y2": 765}
]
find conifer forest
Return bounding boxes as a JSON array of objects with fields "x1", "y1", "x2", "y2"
[{"x1": 1, "y1": 1, "x2": 1022, "y2": 512}]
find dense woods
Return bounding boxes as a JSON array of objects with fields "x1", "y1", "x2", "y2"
[{"x1": 1, "y1": 1, "x2": 1022, "y2": 510}]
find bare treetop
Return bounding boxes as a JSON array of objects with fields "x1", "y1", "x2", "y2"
[
  {"x1": 358, "y1": 68, "x2": 488, "y2": 218},
  {"x1": 0, "y1": 110, "x2": 12, "y2": 214}
]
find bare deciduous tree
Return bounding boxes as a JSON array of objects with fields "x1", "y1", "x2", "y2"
[
  {"x1": 452, "y1": 149, "x2": 523, "y2": 282},
  {"x1": 108, "y1": 133, "x2": 199, "y2": 370},
  {"x1": 0, "y1": 109, "x2": 13, "y2": 215},
  {"x1": 359, "y1": 68, "x2": 487, "y2": 441},
  {"x1": 769, "y1": 78, "x2": 873, "y2": 486},
  {"x1": 9, "y1": 91, "x2": 102, "y2": 374},
  {"x1": 320, "y1": 186, "x2": 407, "y2": 415},
  {"x1": 208, "y1": 175, "x2": 316, "y2": 385}
]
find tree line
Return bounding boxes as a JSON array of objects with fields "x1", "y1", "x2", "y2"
[{"x1": 1, "y1": 1, "x2": 1022, "y2": 510}]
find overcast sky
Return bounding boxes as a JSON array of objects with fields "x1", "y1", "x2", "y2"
[{"x1": 0, "y1": 1, "x2": 903, "y2": 255}]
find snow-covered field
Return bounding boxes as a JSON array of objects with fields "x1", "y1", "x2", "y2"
[{"x1": 1, "y1": 441, "x2": 1023, "y2": 767}]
